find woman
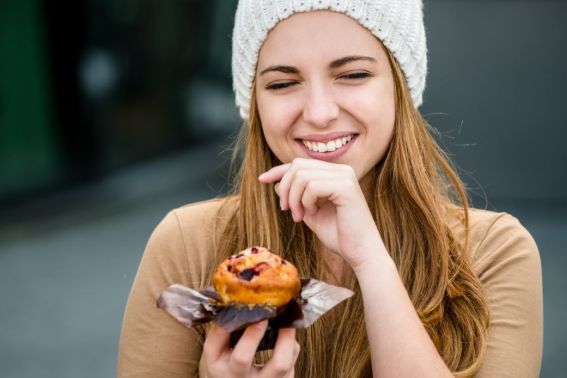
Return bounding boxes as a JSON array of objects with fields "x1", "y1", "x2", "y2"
[{"x1": 118, "y1": 1, "x2": 543, "y2": 377}]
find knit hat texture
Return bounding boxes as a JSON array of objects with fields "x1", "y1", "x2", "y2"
[{"x1": 231, "y1": 0, "x2": 427, "y2": 120}]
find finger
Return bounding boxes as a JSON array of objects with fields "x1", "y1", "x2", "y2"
[
  {"x1": 229, "y1": 320, "x2": 269, "y2": 373},
  {"x1": 260, "y1": 164, "x2": 292, "y2": 210},
  {"x1": 287, "y1": 170, "x2": 309, "y2": 222},
  {"x1": 258, "y1": 164, "x2": 290, "y2": 184},
  {"x1": 262, "y1": 158, "x2": 343, "y2": 183},
  {"x1": 276, "y1": 159, "x2": 322, "y2": 211},
  {"x1": 274, "y1": 163, "x2": 298, "y2": 211},
  {"x1": 300, "y1": 179, "x2": 320, "y2": 217},
  {"x1": 287, "y1": 167, "x2": 344, "y2": 216},
  {"x1": 262, "y1": 328, "x2": 299, "y2": 377},
  {"x1": 203, "y1": 322, "x2": 232, "y2": 363},
  {"x1": 286, "y1": 337, "x2": 300, "y2": 378}
]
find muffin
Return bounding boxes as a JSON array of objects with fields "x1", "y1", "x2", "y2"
[{"x1": 212, "y1": 246, "x2": 301, "y2": 308}]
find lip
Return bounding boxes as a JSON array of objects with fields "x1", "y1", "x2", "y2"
[
  {"x1": 297, "y1": 131, "x2": 356, "y2": 143},
  {"x1": 297, "y1": 134, "x2": 357, "y2": 161}
]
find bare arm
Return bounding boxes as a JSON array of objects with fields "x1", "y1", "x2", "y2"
[
  {"x1": 260, "y1": 158, "x2": 453, "y2": 377},
  {"x1": 354, "y1": 252, "x2": 452, "y2": 377}
]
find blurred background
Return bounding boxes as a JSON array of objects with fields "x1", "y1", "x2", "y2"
[{"x1": 0, "y1": 0, "x2": 565, "y2": 377}]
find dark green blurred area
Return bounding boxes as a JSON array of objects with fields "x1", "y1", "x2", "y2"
[
  {"x1": 0, "y1": 0, "x2": 59, "y2": 196},
  {"x1": 0, "y1": 0, "x2": 239, "y2": 202}
]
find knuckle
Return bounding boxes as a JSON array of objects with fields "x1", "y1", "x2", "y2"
[
  {"x1": 345, "y1": 178, "x2": 357, "y2": 190},
  {"x1": 295, "y1": 169, "x2": 307, "y2": 181},
  {"x1": 293, "y1": 342, "x2": 301, "y2": 359},
  {"x1": 206, "y1": 366, "x2": 222, "y2": 378},
  {"x1": 305, "y1": 180, "x2": 317, "y2": 192},
  {"x1": 272, "y1": 359, "x2": 291, "y2": 375},
  {"x1": 203, "y1": 343, "x2": 212, "y2": 358},
  {"x1": 341, "y1": 162, "x2": 352, "y2": 171},
  {"x1": 292, "y1": 157, "x2": 306, "y2": 165},
  {"x1": 295, "y1": 174, "x2": 310, "y2": 189},
  {"x1": 230, "y1": 351, "x2": 250, "y2": 368},
  {"x1": 202, "y1": 339, "x2": 215, "y2": 358},
  {"x1": 342, "y1": 163, "x2": 356, "y2": 175}
]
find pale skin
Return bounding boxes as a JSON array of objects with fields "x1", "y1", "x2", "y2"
[
  {"x1": 204, "y1": 320, "x2": 299, "y2": 378},
  {"x1": 204, "y1": 10, "x2": 452, "y2": 377}
]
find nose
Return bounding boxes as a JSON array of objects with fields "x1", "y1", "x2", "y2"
[{"x1": 302, "y1": 82, "x2": 339, "y2": 128}]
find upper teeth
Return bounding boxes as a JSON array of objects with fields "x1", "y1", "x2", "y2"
[{"x1": 302, "y1": 135, "x2": 353, "y2": 153}]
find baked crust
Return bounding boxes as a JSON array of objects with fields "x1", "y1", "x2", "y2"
[{"x1": 212, "y1": 246, "x2": 301, "y2": 308}]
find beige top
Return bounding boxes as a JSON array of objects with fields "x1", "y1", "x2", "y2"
[{"x1": 117, "y1": 198, "x2": 543, "y2": 377}]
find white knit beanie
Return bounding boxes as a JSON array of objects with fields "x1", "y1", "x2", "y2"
[{"x1": 231, "y1": 0, "x2": 427, "y2": 120}]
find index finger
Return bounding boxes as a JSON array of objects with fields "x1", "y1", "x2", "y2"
[
  {"x1": 203, "y1": 322, "x2": 231, "y2": 362},
  {"x1": 262, "y1": 328, "x2": 299, "y2": 377},
  {"x1": 258, "y1": 164, "x2": 290, "y2": 184},
  {"x1": 229, "y1": 320, "x2": 269, "y2": 372}
]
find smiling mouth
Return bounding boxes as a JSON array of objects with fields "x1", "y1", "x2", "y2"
[{"x1": 301, "y1": 135, "x2": 353, "y2": 153}]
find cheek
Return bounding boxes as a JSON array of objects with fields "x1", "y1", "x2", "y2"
[
  {"x1": 258, "y1": 107, "x2": 287, "y2": 145},
  {"x1": 361, "y1": 82, "x2": 395, "y2": 132},
  {"x1": 344, "y1": 84, "x2": 395, "y2": 172},
  {"x1": 257, "y1": 95, "x2": 301, "y2": 140},
  {"x1": 257, "y1": 101, "x2": 297, "y2": 162},
  {"x1": 344, "y1": 90, "x2": 395, "y2": 134}
]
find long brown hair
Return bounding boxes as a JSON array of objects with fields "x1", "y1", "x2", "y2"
[{"x1": 210, "y1": 49, "x2": 490, "y2": 377}]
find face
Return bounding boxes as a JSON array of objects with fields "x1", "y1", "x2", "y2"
[{"x1": 255, "y1": 10, "x2": 396, "y2": 180}]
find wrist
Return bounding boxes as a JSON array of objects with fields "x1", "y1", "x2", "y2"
[
  {"x1": 352, "y1": 249, "x2": 398, "y2": 281},
  {"x1": 349, "y1": 229, "x2": 395, "y2": 275}
]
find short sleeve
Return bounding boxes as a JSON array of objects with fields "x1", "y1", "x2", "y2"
[
  {"x1": 117, "y1": 208, "x2": 210, "y2": 377},
  {"x1": 472, "y1": 213, "x2": 543, "y2": 377}
]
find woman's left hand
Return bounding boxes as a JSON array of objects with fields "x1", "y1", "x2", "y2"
[{"x1": 259, "y1": 158, "x2": 386, "y2": 269}]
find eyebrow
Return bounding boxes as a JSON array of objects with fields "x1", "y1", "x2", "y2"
[
  {"x1": 329, "y1": 55, "x2": 376, "y2": 68},
  {"x1": 259, "y1": 65, "x2": 299, "y2": 76},
  {"x1": 259, "y1": 55, "x2": 377, "y2": 76}
]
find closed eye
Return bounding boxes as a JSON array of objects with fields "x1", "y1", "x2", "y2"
[
  {"x1": 266, "y1": 81, "x2": 298, "y2": 90},
  {"x1": 338, "y1": 71, "x2": 372, "y2": 80}
]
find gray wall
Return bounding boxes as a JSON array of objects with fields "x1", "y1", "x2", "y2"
[{"x1": 422, "y1": 0, "x2": 567, "y2": 202}]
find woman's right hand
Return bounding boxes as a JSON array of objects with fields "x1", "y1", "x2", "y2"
[{"x1": 203, "y1": 320, "x2": 300, "y2": 378}]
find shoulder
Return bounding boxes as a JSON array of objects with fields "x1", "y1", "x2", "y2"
[
  {"x1": 145, "y1": 196, "x2": 237, "y2": 288},
  {"x1": 466, "y1": 209, "x2": 540, "y2": 278},
  {"x1": 464, "y1": 209, "x2": 544, "y2": 376},
  {"x1": 118, "y1": 200, "x2": 235, "y2": 376},
  {"x1": 447, "y1": 206, "x2": 541, "y2": 287},
  {"x1": 174, "y1": 196, "x2": 233, "y2": 219},
  {"x1": 154, "y1": 196, "x2": 237, "y2": 243}
]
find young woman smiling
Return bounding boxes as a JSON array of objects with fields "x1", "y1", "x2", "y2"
[{"x1": 118, "y1": 1, "x2": 543, "y2": 377}]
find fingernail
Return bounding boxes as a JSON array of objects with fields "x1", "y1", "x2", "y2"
[{"x1": 258, "y1": 172, "x2": 267, "y2": 180}]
